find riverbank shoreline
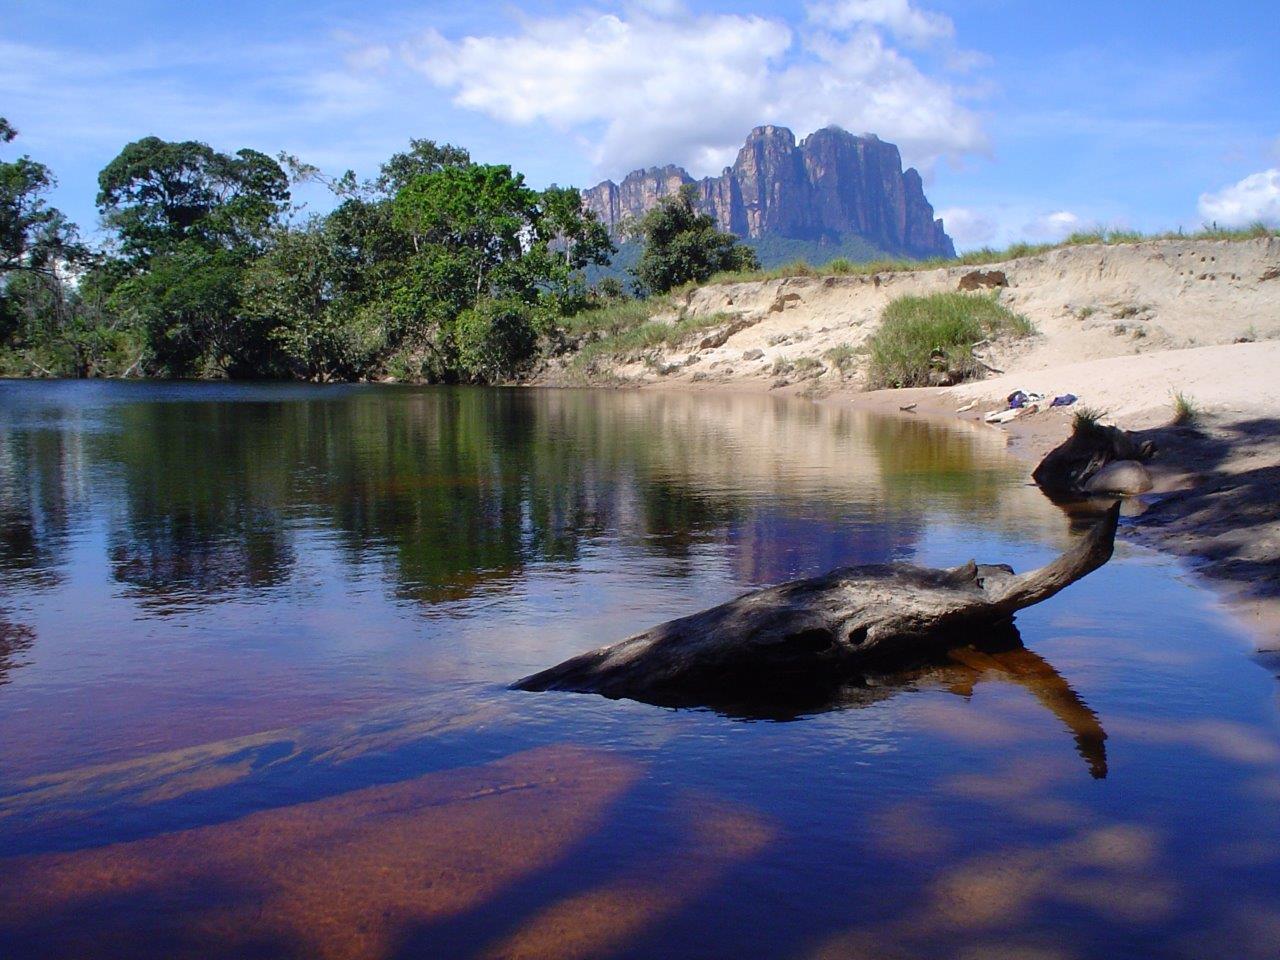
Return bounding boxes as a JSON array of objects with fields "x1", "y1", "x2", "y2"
[
  {"x1": 539, "y1": 236, "x2": 1280, "y2": 653},
  {"x1": 624, "y1": 374, "x2": 1280, "y2": 654}
]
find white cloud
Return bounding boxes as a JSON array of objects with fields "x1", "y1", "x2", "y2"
[
  {"x1": 936, "y1": 206, "x2": 996, "y2": 249},
  {"x1": 1024, "y1": 210, "x2": 1083, "y2": 241},
  {"x1": 1198, "y1": 168, "x2": 1280, "y2": 227},
  {"x1": 806, "y1": 0, "x2": 953, "y2": 46},
  {"x1": 403, "y1": 4, "x2": 986, "y2": 178}
]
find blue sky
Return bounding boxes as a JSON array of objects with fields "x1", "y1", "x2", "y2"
[{"x1": 3, "y1": 0, "x2": 1278, "y2": 250}]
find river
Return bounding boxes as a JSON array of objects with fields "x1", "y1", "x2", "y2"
[{"x1": 1, "y1": 380, "x2": 1277, "y2": 959}]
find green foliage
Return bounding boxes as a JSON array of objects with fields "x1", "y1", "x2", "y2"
[
  {"x1": 94, "y1": 136, "x2": 292, "y2": 376},
  {"x1": 560, "y1": 296, "x2": 667, "y2": 340},
  {"x1": 632, "y1": 186, "x2": 759, "y2": 294},
  {"x1": 97, "y1": 137, "x2": 289, "y2": 259},
  {"x1": 454, "y1": 297, "x2": 544, "y2": 382},
  {"x1": 867, "y1": 293, "x2": 1034, "y2": 389},
  {"x1": 375, "y1": 139, "x2": 471, "y2": 196},
  {"x1": 0, "y1": 117, "x2": 114, "y2": 375}
]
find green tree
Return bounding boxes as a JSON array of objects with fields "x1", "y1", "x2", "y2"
[
  {"x1": 632, "y1": 184, "x2": 758, "y2": 295},
  {"x1": 375, "y1": 138, "x2": 471, "y2": 196},
  {"x1": 96, "y1": 137, "x2": 290, "y2": 375},
  {"x1": 97, "y1": 137, "x2": 289, "y2": 258},
  {"x1": 386, "y1": 164, "x2": 612, "y2": 381},
  {"x1": 0, "y1": 117, "x2": 119, "y2": 376}
]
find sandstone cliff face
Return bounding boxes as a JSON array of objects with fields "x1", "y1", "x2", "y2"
[{"x1": 583, "y1": 125, "x2": 955, "y2": 259}]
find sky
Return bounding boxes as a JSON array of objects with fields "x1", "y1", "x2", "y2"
[{"x1": 2, "y1": 0, "x2": 1278, "y2": 251}]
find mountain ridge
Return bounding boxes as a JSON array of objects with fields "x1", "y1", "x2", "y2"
[{"x1": 583, "y1": 125, "x2": 955, "y2": 260}]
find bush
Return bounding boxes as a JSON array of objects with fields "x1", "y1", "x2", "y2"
[
  {"x1": 867, "y1": 292, "x2": 1033, "y2": 388},
  {"x1": 454, "y1": 298, "x2": 542, "y2": 382}
]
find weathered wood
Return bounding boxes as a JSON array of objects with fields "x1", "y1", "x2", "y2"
[{"x1": 513, "y1": 502, "x2": 1120, "y2": 707}]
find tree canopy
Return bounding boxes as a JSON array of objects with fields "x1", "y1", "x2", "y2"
[{"x1": 2, "y1": 129, "x2": 622, "y2": 383}]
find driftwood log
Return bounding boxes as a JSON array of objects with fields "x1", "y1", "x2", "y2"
[{"x1": 514, "y1": 503, "x2": 1120, "y2": 710}]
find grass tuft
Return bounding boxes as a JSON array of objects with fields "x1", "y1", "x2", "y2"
[
  {"x1": 1072, "y1": 407, "x2": 1108, "y2": 435},
  {"x1": 1172, "y1": 392, "x2": 1199, "y2": 426},
  {"x1": 866, "y1": 293, "x2": 1034, "y2": 389}
]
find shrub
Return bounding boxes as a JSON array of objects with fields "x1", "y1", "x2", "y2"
[
  {"x1": 822, "y1": 343, "x2": 858, "y2": 372},
  {"x1": 454, "y1": 298, "x2": 542, "y2": 382},
  {"x1": 866, "y1": 292, "x2": 1033, "y2": 389}
]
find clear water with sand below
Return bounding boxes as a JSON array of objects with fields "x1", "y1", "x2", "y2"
[{"x1": 1, "y1": 380, "x2": 1277, "y2": 959}]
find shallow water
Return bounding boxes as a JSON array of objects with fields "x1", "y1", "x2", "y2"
[{"x1": 0, "y1": 380, "x2": 1277, "y2": 960}]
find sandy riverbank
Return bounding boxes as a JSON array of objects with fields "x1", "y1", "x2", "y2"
[{"x1": 543, "y1": 237, "x2": 1280, "y2": 651}]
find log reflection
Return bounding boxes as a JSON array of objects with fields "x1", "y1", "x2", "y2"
[{"x1": 645, "y1": 626, "x2": 1108, "y2": 779}]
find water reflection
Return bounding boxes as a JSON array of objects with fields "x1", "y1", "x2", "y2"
[
  {"x1": 0, "y1": 610, "x2": 34, "y2": 686},
  {"x1": 0, "y1": 383, "x2": 1044, "y2": 612},
  {"x1": 1, "y1": 381, "x2": 1277, "y2": 960}
]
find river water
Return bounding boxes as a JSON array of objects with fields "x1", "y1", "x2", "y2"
[{"x1": 0, "y1": 380, "x2": 1277, "y2": 959}]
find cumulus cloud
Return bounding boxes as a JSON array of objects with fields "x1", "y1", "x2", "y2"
[
  {"x1": 936, "y1": 207, "x2": 996, "y2": 249},
  {"x1": 1198, "y1": 169, "x2": 1280, "y2": 227},
  {"x1": 402, "y1": 3, "x2": 986, "y2": 178},
  {"x1": 806, "y1": 0, "x2": 953, "y2": 46},
  {"x1": 1024, "y1": 210, "x2": 1083, "y2": 241}
]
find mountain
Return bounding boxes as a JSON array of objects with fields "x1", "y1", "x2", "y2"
[{"x1": 583, "y1": 125, "x2": 956, "y2": 261}]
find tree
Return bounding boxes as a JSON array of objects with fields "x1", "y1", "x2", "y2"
[
  {"x1": 97, "y1": 137, "x2": 289, "y2": 260},
  {"x1": 387, "y1": 164, "x2": 613, "y2": 381},
  {"x1": 1, "y1": 117, "x2": 82, "y2": 279},
  {"x1": 632, "y1": 184, "x2": 758, "y2": 295},
  {"x1": 96, "y1": 137, "x2": 290, "y2": 375},
  {"x1": 375, "y1": 138, "x2": 471, "y2": 196},
  {"x1": 0, "y1": 117, "x2": 111, "y2": 375}
]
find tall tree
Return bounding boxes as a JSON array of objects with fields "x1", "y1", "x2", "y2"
[
  {"x1": 96, "y1": 137, "x2": 290, "y2": 375},
  {"x1": 97, "y1": 137, "x2": 289, "y2": 259},
  {"x1": 0, "y1": 117, "x2": 103, "y2": 373}
]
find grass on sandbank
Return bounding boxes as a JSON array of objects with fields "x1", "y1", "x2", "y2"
[
  {"x1": 1172, "y1": 392, "x2": 1200, "y2": 426},
  {"x1": 866, "y1": 292, "x2": 1034, "y2": 389},
  {"x1": 569, "y1": 309, "x2": 734, "y2": 370}
]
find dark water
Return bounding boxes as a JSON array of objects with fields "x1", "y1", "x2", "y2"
[{"x1": 1, "y1": 380, "x2": 1277, "y2": 960}]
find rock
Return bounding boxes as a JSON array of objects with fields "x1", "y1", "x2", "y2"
[
  {"x1": 958, "y1": 270, "x2": 1008, "y2": 291},
  {"x1": 690, "y1": 372, "x2": 708, "y2": 382},
  {"x1": 769, "y1": 292, "x2": 803, "y2": 313},
  {"x1": 770, "y1": 378, "x2": 790, "y2": 390},
  {"x1": 514, "y1": 505, "x2": 1120, "y2": 713},
  {"x1": 698, "y1": 317, "x2": 760, "y2": 350},
  {"x1": 1083, "y1": 460, "x2": 1153, "y2": 495},
  {"x1": 582, "y1": 125, "x2": 955, "y2": 258},
  {"x1": 742, "y1": 349, "x2": 764, "y2": 361},
  {"x1": 1033, "y1": 422, "x2": 1156, "y2": 494}
]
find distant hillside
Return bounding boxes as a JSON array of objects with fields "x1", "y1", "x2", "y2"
[{"x1": 583, "y1": 125, "x2": 955, "y2": 261}]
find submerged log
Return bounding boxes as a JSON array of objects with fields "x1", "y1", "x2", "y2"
[{"x1": 514, "y1": 502, "x2": 1120, "y2": 708}]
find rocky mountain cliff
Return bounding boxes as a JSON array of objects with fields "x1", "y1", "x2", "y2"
[{"x1": 583, "y1": 125, "x2": 955, "y2": 260}]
